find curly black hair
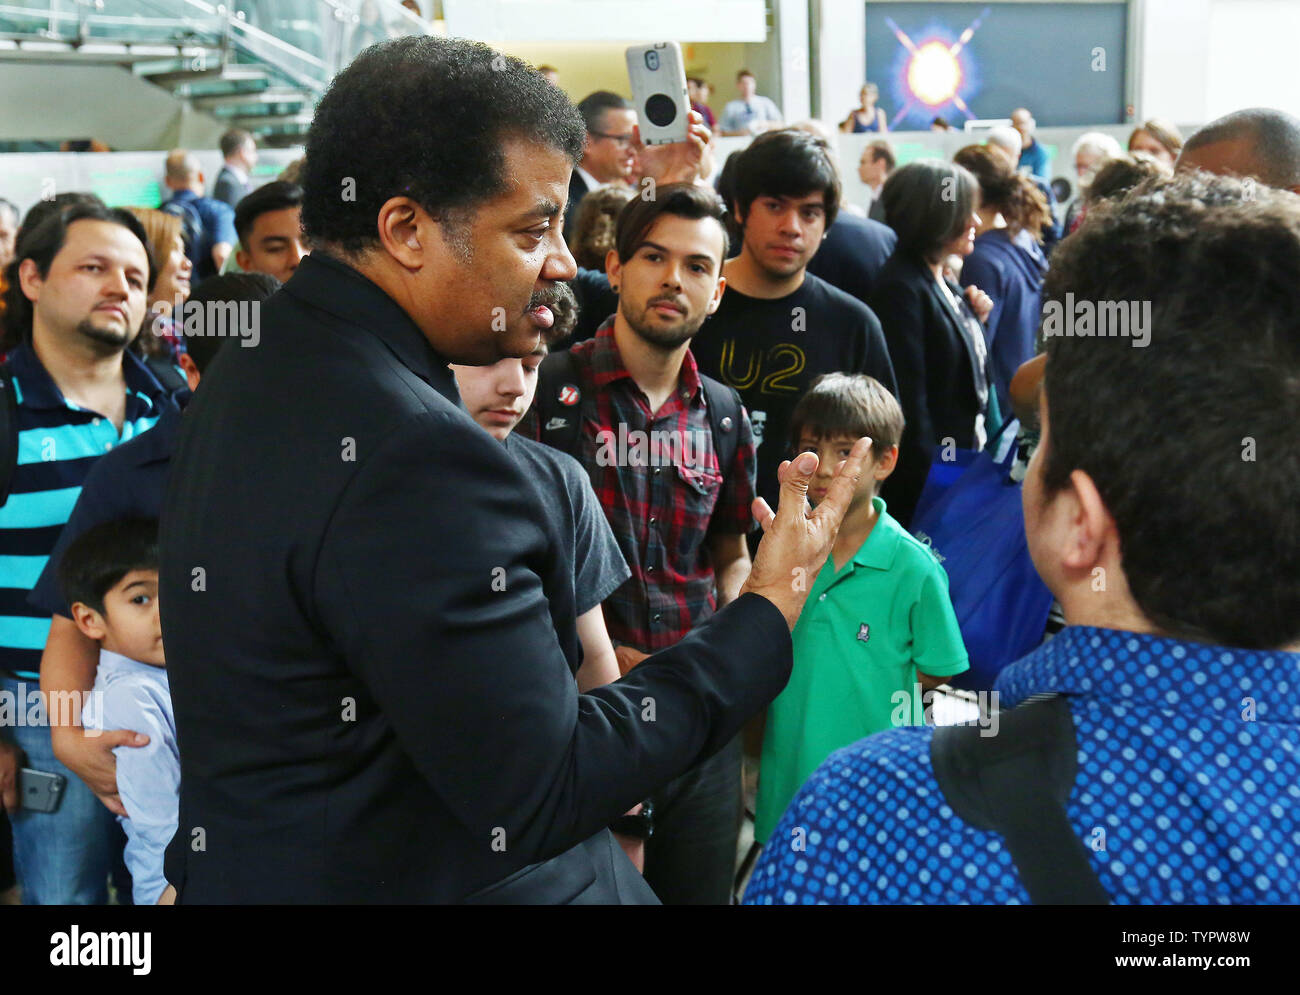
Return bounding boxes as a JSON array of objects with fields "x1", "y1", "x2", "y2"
[
  {"x1": 302, "y1": 36, "x2": 586, "y2": 255},
  {"x1": 1041, "y1": 170, "x2": 1300, "y2": 649}
]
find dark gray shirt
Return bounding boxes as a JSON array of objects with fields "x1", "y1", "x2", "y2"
[{"x1": 505, "y1": 432, "x2": 630, "y2": 615}]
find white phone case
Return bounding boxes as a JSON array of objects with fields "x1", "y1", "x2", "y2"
[{"x1": 625, "y1": 42, "x2": 690, "y2": 146}]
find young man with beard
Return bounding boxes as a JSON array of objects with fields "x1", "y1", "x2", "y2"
[
  {"x1": 692, "y1": 129, "x2": 897, "y2": 521},
  {"x1": 0, "y1": 203, "x2": 175, "y2": 904},
  {"x1": 527, "y1": 183, "x2": 758, "y2": 904}
]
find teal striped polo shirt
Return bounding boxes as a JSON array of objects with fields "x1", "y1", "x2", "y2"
[{"x1": 0, "y1": 341, "x2": 172, "y2": 678}]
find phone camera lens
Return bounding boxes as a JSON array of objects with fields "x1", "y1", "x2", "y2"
[
  {"x1": 645, "y1": 94, "x2": 676, "y2": 127},
  {"x1": 645, "y1": 51, "x2": 659, "y2": 71}
]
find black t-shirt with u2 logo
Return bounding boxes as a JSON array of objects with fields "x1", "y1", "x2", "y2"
[{"x1": 691, "y1": 272, "x2": 897, "y2": 511}]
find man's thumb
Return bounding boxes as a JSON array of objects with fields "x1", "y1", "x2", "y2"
[{"x1": 779, "y1": 451, "x2": 818, "y2": 497}]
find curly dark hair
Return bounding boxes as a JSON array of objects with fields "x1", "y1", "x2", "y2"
[
  {"x1": 1040, "y1": 170, "x2": 1300, "y2": 648},
  {"x1": 953, "y1": 144, "x2": 1050, "y2": 241},
  {"x1": 301, "y1": 36, "x2": 585, "y2": 255},
  {"x1": 1084, "y1": 153, "x2": 1169, "y2": 207},
  {"x1": 567, "y1": 184, "x2": 634, "y2": 269}
]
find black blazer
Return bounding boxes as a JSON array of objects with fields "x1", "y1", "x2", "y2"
[
  {"x1": 869, "y1": 251, "x2": 990, "y2": 526},
  {"x1": 806, "y1": 211, "x2": 897, "y2": 304},
  {"x1": 159, "y1": 252, "x2": 792, "y2": 903},
  {"x1": 563, "y1": 170, "x2": 590, "y2": 234},
  {"x1": 211, "y1": 165, "x2": 249, "y2": 208}
]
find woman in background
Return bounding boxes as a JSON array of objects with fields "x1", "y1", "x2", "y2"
[
  {"x1": 870, "y1": 160, "x2": 997, "y2": 526},
  {"x1": 952, "y1": 144, "x2": 1050, "y2": 421},
  {"x1": 840, "y1": 82, "x2": 888, "y2": 133},
  {"x1": 1128, "y1": 118, "x2": 1184, "y2": 169},
  {"x1": 123, "y1": 207, "x2": 192, "y2": 390},
  {"x1": 566, "y1": 184, "x2": 635, "y2": 270}
]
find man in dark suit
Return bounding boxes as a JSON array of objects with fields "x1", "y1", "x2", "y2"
[
  {"x1": 212, "y1": 129, "x2": 257, "y2": 208},
  {"x1": 158, "y1": 36, "x2": 868, "y2": 904},
  {"x1": 565, "y1": 92, "x2": 637, "y2": 231},
  {"x1": 806, "y1": 211, "x2": 897, "y2": 304},
  {"x1": 857, "y1": 138, "x2": 894, "y2": 224}
]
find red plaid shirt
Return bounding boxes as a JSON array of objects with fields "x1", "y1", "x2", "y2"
[{"x1": 526, "y1": 318, "x2": 757, "y2": 652}]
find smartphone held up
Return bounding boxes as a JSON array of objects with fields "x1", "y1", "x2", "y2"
[{"x1": 625, "y1": 42, "x2": 691, "y2": 145}]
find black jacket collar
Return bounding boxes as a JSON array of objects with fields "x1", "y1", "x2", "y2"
[{"x1": 283, "y1": 252, "x2": 457, "y2": 403}]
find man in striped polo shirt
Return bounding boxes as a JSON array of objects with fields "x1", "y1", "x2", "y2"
[{"x1": 0, "y1": 202, "x2": 174, "y2": 904}]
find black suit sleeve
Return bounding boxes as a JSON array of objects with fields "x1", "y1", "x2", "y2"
[
  {"x1": 313, "y1": 408, "x2": 791, "y2": 865},
  {"x1": 857, "y1": 306, "x2": 898, "y2": 398},
  {"x1": 871, "y1": 277, "x2": 933, "y2": 524}
]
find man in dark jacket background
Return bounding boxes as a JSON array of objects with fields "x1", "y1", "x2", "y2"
[{"x1": 158, "y1": 36, "x2": 867, "y2": 904}]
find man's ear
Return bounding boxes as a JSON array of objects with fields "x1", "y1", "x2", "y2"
[
  {"x1": 732, "y1": 199, "x2": 747, "y2": 228},
  {"x1": 1059, "y1": 468, "x2": 1114, "y2": 572},
  {"x1": 605, "y1": 249, "x2": 622, "y2": 292},
  {"x1": 706, "y1": 274, "x2": 726, "y2": 315},
  {"x1": 17, "y1": 258, "x2": 44, "y2": 304},
  {"x1": 235, "y1": 248, "x2": 251, "y2": 273},
  {"x1": 177, "y1": 352, "x2": 201, "y2": 392},
  {"x1": 374, "y1": 196, "x2": 440, "y2": 271},
  {"x1": 70, "y1": 602, "x2": 107, "y2": 643}
]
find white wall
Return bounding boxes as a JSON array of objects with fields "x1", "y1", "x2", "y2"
[
  {"x1": 775, "y1": 0, "x2": 812, "y2": 123},
  {"x1": 442, "y1": 0, "x2": 766, "y2": 42},
  {"x1": 0, "y1": 63, "x2": 226, "y2": 151},
  {"x1": 1, "y1": 148, "x2": 304, "y2": 220},
  {"x1": 816, "y1": 0, "x2": 866, "y2": 122},
  {"x1": 1131, "y1": 0, "x2": 1300, "y2": 128},
  {"x1": 1205, "y1": 0, "x2": 1300, "y2": 120}
]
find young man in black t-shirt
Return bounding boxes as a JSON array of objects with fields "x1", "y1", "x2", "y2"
[{"x1": 692, "y1": 129, "x2": 897, "y2": 516}]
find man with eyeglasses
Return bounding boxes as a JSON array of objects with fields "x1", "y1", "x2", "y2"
[{"x1": 568, "y1": 91, "x2": 639, "y2": 230}]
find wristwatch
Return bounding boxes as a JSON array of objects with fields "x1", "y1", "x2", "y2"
[{"x1": 610, "y1": 800, "x2": 655, "y2": 840}]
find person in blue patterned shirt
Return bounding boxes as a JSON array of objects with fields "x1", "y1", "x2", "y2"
[{"x1": 747, "y1": 169, "x2": 1300, "y2": 904}]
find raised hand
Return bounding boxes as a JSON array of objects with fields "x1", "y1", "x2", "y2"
[{"x1": 740, "y1": 438, "x2": 872, "y2": 630}]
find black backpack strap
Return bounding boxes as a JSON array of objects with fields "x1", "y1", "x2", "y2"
[
  {"x1": 0, "y1": 360, "x2": 17, "y2": 508},
  {"x1": 144, "y1": 354, "x2": 189, "y2": 397},
  {"x1": 535, "y1": 347, "x2": 585, "y2": 458},
  {"x1": 931, "y1": 694, "x2": 1110, "y2": 904},
  {"x1": 700, "y1": 375, "x2": 742, "y2": 482}
]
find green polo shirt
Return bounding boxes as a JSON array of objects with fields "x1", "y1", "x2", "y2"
[{"x1": 754, "y1": 497, "x2": 969, "y2": 843}]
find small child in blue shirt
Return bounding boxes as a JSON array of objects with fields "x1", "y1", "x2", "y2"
[{"x1": 59, "y1": 518, "x2": 177, "y2": 905}]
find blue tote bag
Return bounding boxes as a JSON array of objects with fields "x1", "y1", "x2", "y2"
[{"x1": 909, "y1": 422, "x2": 1054, "y2": 691}]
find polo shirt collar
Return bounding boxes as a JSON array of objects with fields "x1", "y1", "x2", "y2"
[
  {"x1": 995, "y1": 625, "x2": 1300, "y2": 723},
  {"x1": 283, "y1": 252, "x2": 457, "y2": 403},
  {"x1": 848, "y1": 497, "x2": 901, "y2": 571},
  {"x1": 590, "y1": 315, "x2": 703, "y2": 401},
  {"x1": 7, "y1": 341, "x2": 169, "y2": 418}
]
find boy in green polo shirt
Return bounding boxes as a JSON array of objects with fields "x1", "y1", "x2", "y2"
[{"x1": 754, "y1": 373, "x2": 969, "y2": 844}]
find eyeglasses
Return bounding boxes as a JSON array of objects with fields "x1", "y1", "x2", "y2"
[{"x1": 590, "y1": 130, "x2": 636, "y2": 147}]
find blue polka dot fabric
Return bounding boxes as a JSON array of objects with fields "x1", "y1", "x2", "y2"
[{"x1": 744, "y1": 626, "x2": 1300, "y2": 904}]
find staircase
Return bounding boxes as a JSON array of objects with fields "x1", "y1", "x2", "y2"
[{"x1": 0, "y1": 0, "x2": 433, "y2": 144}]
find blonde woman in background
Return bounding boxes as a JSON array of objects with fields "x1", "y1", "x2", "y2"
[{"x1": 122, "y1": 207, "x2": 192, "y2": 380}]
